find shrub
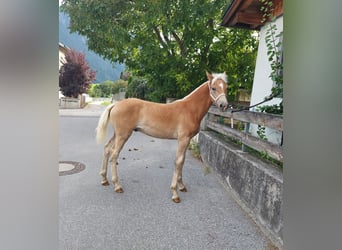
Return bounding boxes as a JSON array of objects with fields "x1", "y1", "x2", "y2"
[
  {"x1": 88, "y1": 80, "x2": 127, "y2": 97},
  {"x1": 59, "y1": 49, "x2": 96, "y2": 98},
  {"x1": 126, "y1": 77, "x2": 149, "y2": 100}
]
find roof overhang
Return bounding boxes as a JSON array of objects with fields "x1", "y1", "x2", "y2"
[
  {"x1": 221, "y1": 0, "x2": 283, "y2": 30},
  {"x1": 59, "y1": 42, "x2": 70, "y2": 54}
]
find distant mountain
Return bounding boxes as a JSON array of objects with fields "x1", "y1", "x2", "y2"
[{"x1": 59, "y1": 11, "x2": 125, "y2": 83}]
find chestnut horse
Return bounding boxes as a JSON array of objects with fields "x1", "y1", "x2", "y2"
[{"x1": 96, "y1": 71, "x2": 228, "y2": 203}]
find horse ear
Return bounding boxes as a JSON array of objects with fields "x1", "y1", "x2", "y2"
[
  {"x1": 222, "y1": 71, "x2": 228, "y2": 82},
  {"x1": 206, "y1": 71, "x2": 213, "y2": 81}
]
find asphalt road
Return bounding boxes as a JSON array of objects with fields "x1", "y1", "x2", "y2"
[{"x1": 59, "y1": 111, "x2": 269, "y2": 249}]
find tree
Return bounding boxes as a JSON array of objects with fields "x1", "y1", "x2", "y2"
[
  {"x1": 112, "y1": 79, "x2": 128, "y2": 95},
  {"x1": 126, "y1": 76, "x2": 149, "y2": 100},
  {"x1": 59, "y1": 48, "x2": 96, "y2": 98},
  {"x1": 61, "y1": 0, "x2": 258, "y2": 102}
]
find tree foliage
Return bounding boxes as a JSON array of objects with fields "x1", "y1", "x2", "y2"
[
  {"x1": 126, "y1": 76, "x2": 150, "y2": 100},
  {"x1": 59, "y1": 48, "x2": 96, "y2": 97},
  {"x1": 61, "y1": 0, "x2": 258, "y2": 102},
  {"x1": 88, "y1": 80, "x2": 127, "y2": 97}
]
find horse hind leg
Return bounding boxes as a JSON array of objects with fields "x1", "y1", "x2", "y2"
[
  {"x1": 178, "y1": 171, "x2": 187, "y2": 192},
  {"x1": 100, "y1": 136, "x2": 115, "y2": 186},
  {"x1": 109, "y1": 132, "x2": 132, "y2": 193}
]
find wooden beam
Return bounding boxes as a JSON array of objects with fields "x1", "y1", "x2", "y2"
[
  {"x1": 236, "y1": 12, "x2": 263, "y2": 26},
  {"x1": 209, "y1": 107, "x2": 283, "y2": 131},
  {"x1": 273, "y1": 0, "x2": 283, "y2": 17},
  {"x1": 221, "y1": 0, "x2": 243, "y2": 26},
  {"x1": 228, "y1": 0, "x2": 256, "y2": 27},
  {"x1": 239, "y1": 0, "x2": 255, "y2": 11},
  {"x1": 207, "y1": 121, "x2": 283, "y2": 162}
]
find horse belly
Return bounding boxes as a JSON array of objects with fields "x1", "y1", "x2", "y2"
[{"x1": 136, "y1": 123, "x2": 178, "y2": 139}]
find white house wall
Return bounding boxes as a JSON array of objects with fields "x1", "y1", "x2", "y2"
[
  {"x1": 249, "y1": 16, "x2": 283, "y2": 145},
  {"x1": 59, "y1": 50, "x2": 66, "y2": 69}
]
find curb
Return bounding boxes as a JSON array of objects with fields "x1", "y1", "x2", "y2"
[{"x1": 59, "y1": 104, "x2": 106, "y2": 117}]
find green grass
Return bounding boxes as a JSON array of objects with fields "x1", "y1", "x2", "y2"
[
  {"x1": 203, "y1": 165, "x2": 211, "y2": 175},
  {"x1": 101, "y1": 101, "x2": 112, "y2": 106},
  {"x1": 188, "y1": 140, "x2": 201, "y2": 159},
  {"x1": 210, "y1": 130, "x2": 283, "y2": 169}
]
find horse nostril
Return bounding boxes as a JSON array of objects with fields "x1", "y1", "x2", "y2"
[{"x1": 220, "y1": 103, "x2": 223, "y2": 107}]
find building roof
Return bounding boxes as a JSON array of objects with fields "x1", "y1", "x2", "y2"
[
  {"x1": 59, "y1": 42, "x2": 70, "y2": 54},
  {"x1": 221, "y1": 0, "x2": 283, "y2": 30}
]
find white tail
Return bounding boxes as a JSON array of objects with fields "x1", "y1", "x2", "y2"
[{"x1": 96, "y1": 103, "x2": 115, "y2": 144}]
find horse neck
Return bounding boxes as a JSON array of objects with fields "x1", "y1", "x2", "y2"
[{"x1": 182, "y1": 82, "x2": 212, "y2": 120}]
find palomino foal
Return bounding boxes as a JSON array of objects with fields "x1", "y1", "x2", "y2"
[{"x1": 96, "y1": 71, "x2": 228, "y2": 203}]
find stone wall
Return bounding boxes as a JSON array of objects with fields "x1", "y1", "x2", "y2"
[
  {"x1": 59, "y1": 95, "x2": 86, "y2": 109},
  {"x1": 199, "y1": 131, "x2": 283, "y2": 247}
]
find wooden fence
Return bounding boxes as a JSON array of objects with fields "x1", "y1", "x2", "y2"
[{"x1": 204, "y1": 106, "x2": 283, "y2": 162}]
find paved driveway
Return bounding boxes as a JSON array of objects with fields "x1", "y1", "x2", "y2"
[{"x1": 59, "y1": 106, "x2": 268, "y2": 250}]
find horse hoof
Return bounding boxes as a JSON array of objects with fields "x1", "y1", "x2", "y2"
[
  {"x1": 115, "y1": 187, "x2": 124, "y2": 193},
  {"x1": 179, "y1": 187, "x2": 187, "y2": 192},
  {"x1": 101, "y1": 180, "x2": 110, "y2": 186},
  {"x1": 172, "y1": 197, "x2": 181, "y2": 203}
]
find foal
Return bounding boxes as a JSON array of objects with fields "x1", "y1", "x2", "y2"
[{"x1": 96, "y1": 71, "x2": 228, "y2": 203}]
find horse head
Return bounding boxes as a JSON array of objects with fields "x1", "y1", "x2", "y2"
[{"x1": 206, "y1": 71, "x2": 228, "y2": 112}]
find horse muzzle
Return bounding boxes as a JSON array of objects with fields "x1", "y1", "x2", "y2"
[
  {"x1": 219, "y1": 102, "x2": 228, "y2": 112},
  {"x1": 217, "y1": 97, "x2": 228, "y2": 112}
]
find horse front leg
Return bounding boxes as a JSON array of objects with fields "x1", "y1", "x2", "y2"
[
  {"x1": 171, "y1": 137, "x2": 190, "y2": 203},
  {"x1": 100, "y1": 136, "x2": 115, "y2": 186}
]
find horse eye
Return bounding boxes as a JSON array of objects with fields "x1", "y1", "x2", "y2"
[{"x1": 211, "y1": 87, "x2": 216, "y2": 91}]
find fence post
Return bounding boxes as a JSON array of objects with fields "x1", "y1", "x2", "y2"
[
  {"x1": 241, "y1": 122, "x2": 250, "y2": 152},
  {"x1": 200, "y1": 113, "x2": 209, "y2": 131}
]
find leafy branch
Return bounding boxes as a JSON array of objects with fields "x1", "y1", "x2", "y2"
[{"x1": 259, "y1": 0, "x2": 283, "y2": 114}]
